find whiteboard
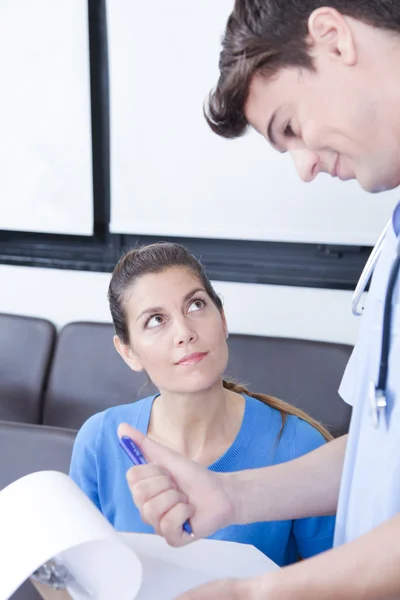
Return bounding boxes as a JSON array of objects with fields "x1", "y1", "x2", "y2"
[
  {"x1": 0, "y1": 0, "x2": 93, "y2": 235},
  {"x1": 108, "y1": 0, "x2": 399, "y2": 246}
]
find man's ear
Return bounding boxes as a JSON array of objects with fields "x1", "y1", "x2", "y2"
[
  {"x1": 307, "y1": 7, "x2": 357, "y2": 66},
  {"x1": 113, "y1": 335, "x2": 144, "y2": 372}
]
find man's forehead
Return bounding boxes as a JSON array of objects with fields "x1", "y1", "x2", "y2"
[
  {"x1": 247, "y1": 68, "x2": 299, "y2": 104},
  {"x1": 244, "y1": 75, "x2": 280, "y2": 135},
  {"x1": 245, "y1": 67, "x2": 311, "y2": 128}
]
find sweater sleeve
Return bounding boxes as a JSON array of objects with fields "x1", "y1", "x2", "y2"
[{"x1": 69, "y1": 412, "x2": 104, "y2": 511}]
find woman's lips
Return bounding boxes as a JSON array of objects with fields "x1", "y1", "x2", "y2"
[{"x1": 177, "y1": 352, "x2": 208, "y2": 366}]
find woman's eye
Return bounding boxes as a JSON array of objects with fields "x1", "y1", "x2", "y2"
[
  {"x1": 146, "y1": 314, "x2": 164, "y2": 329},
  {"x1": 188, "y1": 298, "x2": 205, "y2": 313}
]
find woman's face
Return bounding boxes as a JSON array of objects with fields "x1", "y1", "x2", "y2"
[{"x1": 116, "y1": 266, "x2": 229, "y2": 395}]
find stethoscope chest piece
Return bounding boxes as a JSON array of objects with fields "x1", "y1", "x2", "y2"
[{"x1": 369, "y1": 381, "x2": 387, "y2": 429}]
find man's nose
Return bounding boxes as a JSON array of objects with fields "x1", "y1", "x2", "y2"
[{"x1": 289, "y1": 148, "x2": 321, "y2": 182}]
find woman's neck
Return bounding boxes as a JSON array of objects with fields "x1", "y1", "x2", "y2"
[{"x1": 147, "y1": 383, "x2": 245, "y2": 465}]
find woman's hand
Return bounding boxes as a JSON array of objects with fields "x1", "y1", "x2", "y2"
[{"x1": 118, "y1": 423, "x2": 236, "y2": 546}]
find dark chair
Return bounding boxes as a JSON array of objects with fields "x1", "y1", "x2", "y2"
[
  {"x1": 43, "y1": 322, "x2": 157, "y2": 429},
  {"x1": 226, "y1": 335, "x2": 353, "y2": 437},
  {"x1": 0, "y1": 420, "x2": 76, "y2": 600},
  {"x1": 43, "y1": 322, "x2": 352, "y2": 436},
  {"x1": 0, "y1": 420, "x2": 76, "y2": 492},
  {"x1": 0, "y1": 313, "x2": 56, "y2": 425}
]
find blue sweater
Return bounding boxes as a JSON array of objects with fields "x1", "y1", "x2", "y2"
[{"x1": 69, "y1": 394, "x2": 335, "y2": 566}]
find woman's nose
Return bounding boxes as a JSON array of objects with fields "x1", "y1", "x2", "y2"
[
  {"x1": 289, "y1": 148, "x2": 321, "y2": 182},
  {"x1": 174, "y1": 319, "x2": 198, "y2": 346}
]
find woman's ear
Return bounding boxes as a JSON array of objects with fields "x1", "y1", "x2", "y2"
[
  {"x1": 221, "y1": 310, "x2": 229, "y2": 340},
  {"x1": 113, "y1": 335, "x2": 144, "y2": 372}
]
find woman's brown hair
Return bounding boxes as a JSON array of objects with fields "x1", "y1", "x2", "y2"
[{"x1": 108, "y1": 242, "x2": 332, "y2": 442}]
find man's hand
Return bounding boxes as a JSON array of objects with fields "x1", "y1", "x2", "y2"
[
  {"x1": 176, "y1": 574, "x2": 275, "y2": 600},
  {"x1": 182, "y1": 512, "x2": 400, "y2": 600},
  {"x1": 118, "y1": 423, "x2": 236, "y2": 546},
  {"x1": 176, "y1": 578, "x2": 256, "y2": 600}
]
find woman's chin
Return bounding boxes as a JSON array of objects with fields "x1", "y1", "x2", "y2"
[{"x1": 163, "y1": 374, "x2": 223, "y2": 396}]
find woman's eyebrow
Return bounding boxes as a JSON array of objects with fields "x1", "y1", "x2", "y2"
[
  {"x1": 183, "y1": 287, "x2": 205, "y2": 303},
  {"x1": 136, "y1": 288, "x2": 205, "y2": 321},
  {"x1": 136, "y1": 305, "x2": 164, "y2": 321}
]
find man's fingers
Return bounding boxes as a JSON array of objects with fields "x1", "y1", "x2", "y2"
[
  {"x1": 126, "y1": 464, "x2": 173, "y2": 486},
  {"x1": 118, "y1": 423, "x2": 235, "y2": 543},
  {"x1": 129, "y1": 473, "x2": 178, "y2": 507},
  {"x1": 159, "y1": 501, "x2": 195, "y2": 547},
  {"x1": 142, "y1": 488, "x2": 188, "y2": 530}
]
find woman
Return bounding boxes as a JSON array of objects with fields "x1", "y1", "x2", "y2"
[{"x1": 69, "y1": 242, "x2": 335, "y2": 567}]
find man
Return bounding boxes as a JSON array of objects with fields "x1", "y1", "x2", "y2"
[{"x1": 119, "y1": 1, "x2": 400, "y2": 597}]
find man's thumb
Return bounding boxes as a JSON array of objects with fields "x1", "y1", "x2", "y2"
[{"x1": 117, "y1": 422, "x2": 178, "y2": 467}]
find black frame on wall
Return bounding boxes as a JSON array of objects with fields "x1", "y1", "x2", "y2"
[{"x1": 0, "y1": 0, "x2": 372, "y2": 291}]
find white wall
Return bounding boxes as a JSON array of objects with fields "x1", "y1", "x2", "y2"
[
  {"x1": 0, "y1": 0, "x2": 93, "y2": 235},
  {"x1": 0, "y1": 264, "x2": 360, "y2": 346},
  {"x1": 108, "y1": 0, "x2": 399, "y2": 245}
]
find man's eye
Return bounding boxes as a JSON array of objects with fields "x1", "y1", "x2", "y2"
[{"x1": 284, "y1": 122, "x2": 295, "y2": 138}]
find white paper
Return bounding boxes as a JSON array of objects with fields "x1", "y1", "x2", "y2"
[
  {"x1": 0, "y1": 471, "x2": 278, "y2": 600},
  {"x1": 0, "y1": 471, "x2": 142, "y2": 600},
  {"x1": 121, "y1": 532, "x2": 278, "y2": 579},
  {"x1": 121, "y1": 533, "x2": 278, "y2": 599},
  {"x1": 133, "y1": 554, "x2": 215, "y2": 600}
]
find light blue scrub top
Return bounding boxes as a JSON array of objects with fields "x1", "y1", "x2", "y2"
[{"x1": 334, "y1": 201, "x2": 400, "y2": 547}]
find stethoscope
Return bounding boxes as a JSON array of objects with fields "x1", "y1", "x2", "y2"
[{"x1": 351, "y1": 206, "x2": 400, "y2": 427}]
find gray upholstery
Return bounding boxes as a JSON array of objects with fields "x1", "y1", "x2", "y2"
[
  {"x1": 43, "y1": 322, "x2": 157, "y2": 429},
  {"x1": 226, "y1": 335, "x2": 353, "y2": 437},
  {"x1": 0, "y1": 420, "x2": 76, "y2": 491},
  {"x1": 0, "y1": 420, "x2": 76, "y2": 600},
  {"x1": 0, "y1": 313, "x2": 56, "y2": 424}
]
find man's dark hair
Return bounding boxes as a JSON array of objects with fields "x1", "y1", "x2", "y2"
[{"x1": 205, "y1": 0, "x2": 400, "y2": 139}]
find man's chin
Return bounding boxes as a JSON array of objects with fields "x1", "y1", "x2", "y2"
[
  {"x1": 365, "y1": 183, "x2": 399, "y2": 194},
  {"x1": 357, "y1": 171, "x2": 400, "y2": 194}
]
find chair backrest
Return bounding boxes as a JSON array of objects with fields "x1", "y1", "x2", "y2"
[
  {"x1": 43, "y1": 322, "x2": 352, "y2": 436},
  {"x1": 0, "y1": 313, "x2": 56, "y2": 424},
  {"x1": 43, "y1": 322, "x2": 157, "y2": 429},
  {"x1": 0, "y1": 420, "x2": 76, "y2": 600},
  {"x1": 0, "y1": 420, "x2": 76, "y2": 491},
  {"x1": 226, "y1": 335, "x2": 353, "y2": 437}
]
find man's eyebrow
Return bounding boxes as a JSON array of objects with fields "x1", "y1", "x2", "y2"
[
  {"x1": 266, "y1": 109, "x2": 287, "y2": 154},
  {"x1": 267, "y1": 110, "x2": 278, "y2": 147}
]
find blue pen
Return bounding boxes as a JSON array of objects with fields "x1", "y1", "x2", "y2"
[{"x1": 119, "y1": 435, "x2": 194, "y2": 537}]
